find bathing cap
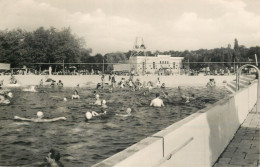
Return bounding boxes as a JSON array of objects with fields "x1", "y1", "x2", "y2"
[
  {"x1": 64, "y1": 97, "x2": 67, "y2": 101},
  {"x1": 85, "y1": 112, "x2": 92, "y2": 120},
  {"x1": 102, "y1": 100, "x2": 106, "y2": 104},
  {"x1": 126, "y1": 108, "x2": 131, "y2": 114},
  {"x1": 37, "y1": 111, "x2": 44, "y2": 118},
  {"x1": 7, "y1": 92, "x2": 13, "y2": 98},
  {"x1": 95, "y1": 94, "x2": 99, "y2": 98}
]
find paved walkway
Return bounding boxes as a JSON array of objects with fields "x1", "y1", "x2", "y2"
[{"x1": 214, "y1": 107, "x2": 260, "y2": 167}]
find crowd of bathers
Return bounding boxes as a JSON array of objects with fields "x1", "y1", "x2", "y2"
[{"x1": 0, "y1": 75, "x2": 218, "y2": 166}]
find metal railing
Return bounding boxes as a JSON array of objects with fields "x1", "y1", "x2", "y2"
[{"x1": 236, "y1": 64, "x2": 260, "y2": 113}]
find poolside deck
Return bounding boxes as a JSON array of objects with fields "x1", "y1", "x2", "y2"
[{"x1": 213, "y1": 106, "x2": 260, "y2": 167}]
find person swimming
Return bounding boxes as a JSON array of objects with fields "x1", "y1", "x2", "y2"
[
  {"x1": 116, "y1": 108, "x2": 132, "y2": 117},
  {"x1": 57, "y1": 80, "x2": 63, "y2": 87},
  {"x1": 45, "y1": 148, "x2": 64, "y2": 167},
  {"x1": 0, "y1": 80, "x2": 3, "y2": 89},
  {"x1": 182, "y1": 93, "x2": 196, "y2": 103},
  {"x1": 90, "y1": 94, "x2": 102, "y2": 106},
  {"x1": 85, "y1": 110, "x2": 107, "y2": 121},
  {"x1": 39, "y1": 79, "x2": 43, "y2": 87},
  {"x1": 101, "y1": 100, "x2": 108, "y2": 109},
  {"x1": 156, "y1": 77, "x2": 161, "y2": 88},
  {"x1": 206, "y1": 79, "x2": 216, "y2": 87},
  {"x1": 150, "y1": 93, "x2": 164, "y2": 107},
  {"x1": 72, "y1": 90, "x2": 80, "y2": 99},
  {"x1": 0, "y1": 91, "x2": 12, "y2": 104},
  {"x1": 14, "y1": 111, "x2": 66, "y2": 122},
  {"x1": 23, "y1": 86, "x2": 37, "y2": 92},
  {"x1": 147, "y1": 81, "x2": 153, "y2": 92}
]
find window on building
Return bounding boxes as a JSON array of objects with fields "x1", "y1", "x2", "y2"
[
  {"x1": 173, "y1": 62, "x2": 176, "y2": 68},
  {"x1": 153, "y1": 62, "x2": 155, "y2": 69}
]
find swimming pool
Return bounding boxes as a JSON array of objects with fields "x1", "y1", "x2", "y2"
[{"x1": 0, "y1": 86, "x2": 231, "y2": 166}]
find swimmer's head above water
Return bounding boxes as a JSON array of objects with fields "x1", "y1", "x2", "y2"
[
  {"x1": 37, "y1": 111, "x2": 44, "y2": 119},
  {"x1": 126, "y1": 108, "x2": 132, "y2": 115},
  {"x1": 7, "y1": 92, "x2": 13, "y2": 98}
]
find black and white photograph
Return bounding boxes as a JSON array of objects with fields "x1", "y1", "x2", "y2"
[{"x1": 0, "y1": 0, "x2": 259, "y2": 166}]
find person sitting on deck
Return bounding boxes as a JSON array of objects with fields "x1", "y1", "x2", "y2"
[
  {"x1": 156, "y1": 77, "x2": 161, "y2": 88},
  {"x1": 72, "y1": 90, "x2": 80, "y2": 99},
  {"x1": 14, "y1": 111, "x2": 66, "y2": 122},
  {"x1": 150, "y1": 93, "x2": 164, "y2": 107}
]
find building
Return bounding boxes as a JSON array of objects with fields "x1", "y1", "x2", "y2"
[
  {"x1": 113, "y1": 64, "x2": 131, "y2": 74},
  {"x1": 129, "y1": 55, "x2": 184, "y2": 75}
]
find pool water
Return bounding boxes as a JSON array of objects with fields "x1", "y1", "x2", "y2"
[{"x1": 0, "y1": 86, "x2": 230, "y2": 166}]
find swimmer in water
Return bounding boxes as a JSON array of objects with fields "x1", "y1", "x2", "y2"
[
  {"x1": 85, "y1": 110, "x2": 107, "y2": 121},
  {"x1": 147, "y1": 81, "x2": 153, "y2": 92},
  {"x1": 23, "y1": 86, "x2": 37, "y2": 92},
  {"x1": 0, "y1": 92, "x2": 12, "y2": 104},
  {"x1": 182, "y1": 93, "x2": 196, "y2": 103},
  {"x1": 116, "y1": 108, "x2": 132, "y2": 117},
  {"x1": 90, "y1": 94, "x2": 102, "y2": 106},
  {"x1": 0, "y1": 80, "x2": 3, "y2": 89},
  {"x1": 39, "y1": 79, "x2": 43, "y2": 87},
  {"x1": 14, "y1": 111, "x2": 66, "y2": 122},
  {"x1": 57, "y1": 80, "x2": 63, "y2": 87},
  {"x1": 150, "y1": 93, "x2": 164, "y2": 107},
  {"x1": 50, "y1": 80, "x2": 55, "y2": 87},
  {"x1": 72, "y1": 90, "x2": 80, "y2": 99},
  {"x1": 101, "y1": 100, "x2": 108, "y2": 109},
  {"x1": 45, "y1": 149, "x2": 64, "y2": 167},
  {"x1": 206, "y1": 79, "x2": 216, "y2": 87},
  {"x1": 109, "y1": 86, "x2": 113, "y2": 93}
]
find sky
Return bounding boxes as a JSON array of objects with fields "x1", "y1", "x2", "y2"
[{"x1": 0, "y1": 0, "x2": 259, "y2": 54}]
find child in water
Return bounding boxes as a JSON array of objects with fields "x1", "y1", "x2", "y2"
[{"x1": 72, "y1": 90, "x2": 80, "y2": 99}]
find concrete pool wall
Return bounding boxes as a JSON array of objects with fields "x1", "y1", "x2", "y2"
[
  {"x1": 0, "y1": 75, "x2": 235, "y2": 87},
  {"x1": 93, "y1": 81, "x2": 258, "y2": 167}
]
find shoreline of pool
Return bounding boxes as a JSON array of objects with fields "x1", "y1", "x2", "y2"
[{"x1": 0, "y1": 75, "x2": 236, "y2": 88}]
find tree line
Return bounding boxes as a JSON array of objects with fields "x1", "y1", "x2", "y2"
[{"x1": 0, "y1": 27, "x2": 259, "y2": 73}]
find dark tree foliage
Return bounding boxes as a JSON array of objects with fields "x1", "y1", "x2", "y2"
[
  {"x1": 0, "y1": 30, "x2": 258, "y2": 73},
  {"x1": 0, "y1": 27, "x2": 85, "y2": 68}
]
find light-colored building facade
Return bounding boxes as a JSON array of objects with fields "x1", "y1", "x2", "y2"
[{"x1": 129, "y1": 55, "x2": 184, "y2": 75}]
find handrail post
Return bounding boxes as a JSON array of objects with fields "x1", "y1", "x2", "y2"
[{"x1": 237, "y1": 64, "x2": 259, "y2": 113}]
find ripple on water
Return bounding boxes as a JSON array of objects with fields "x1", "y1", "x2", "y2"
[{"x1": 0, "y1": 87, "x2": 230, "y2": 166}]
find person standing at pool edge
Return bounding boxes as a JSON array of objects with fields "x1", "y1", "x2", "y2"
[{"x1": 150, "y1": 93, "x2": 164, "y2": 107}]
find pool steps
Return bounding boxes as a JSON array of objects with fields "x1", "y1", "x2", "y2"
[{"x1": 225, "y1": 75, "x2": 256, "y2": 93}]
